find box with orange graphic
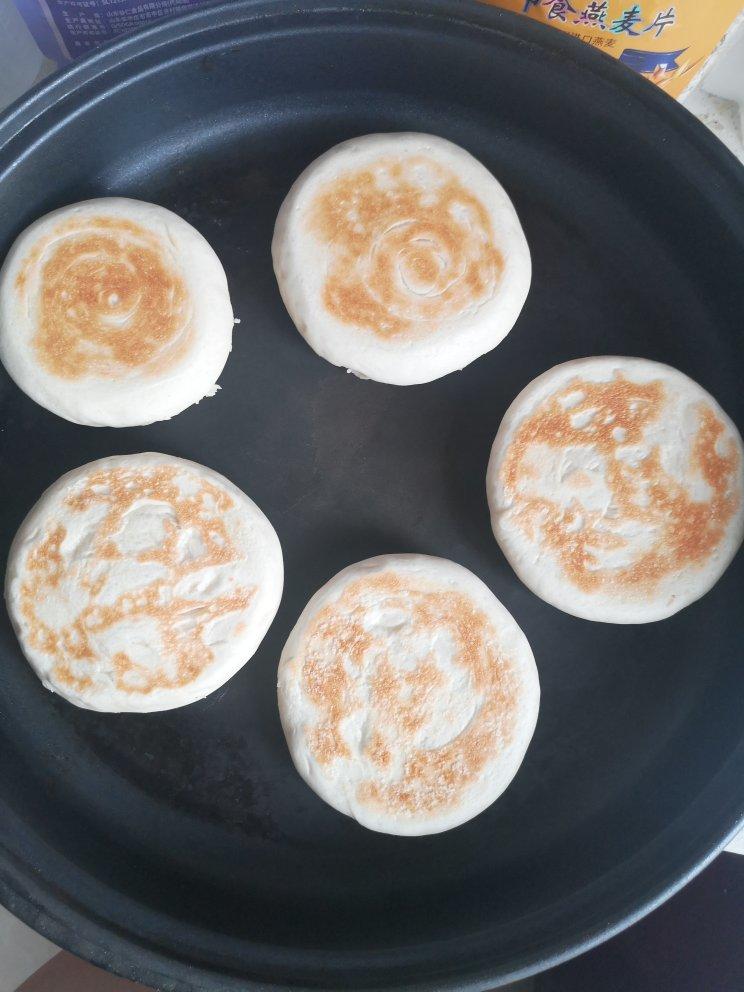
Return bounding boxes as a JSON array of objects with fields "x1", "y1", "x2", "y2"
[{"x1": 484, "y1": 1, "x2": 743, "y2": 98}]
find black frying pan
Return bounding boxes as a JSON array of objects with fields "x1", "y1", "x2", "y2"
[{"x1": 0, "y1": 2, "x2": 743, "y2": 989}]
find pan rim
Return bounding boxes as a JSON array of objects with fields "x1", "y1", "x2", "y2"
[{"x1": 0, "y1": 1, "x2": 743, "y2": 989}]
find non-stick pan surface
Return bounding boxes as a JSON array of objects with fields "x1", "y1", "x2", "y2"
[{"x1": 0, "y1": 2, "x2": 743, "y2": 989}]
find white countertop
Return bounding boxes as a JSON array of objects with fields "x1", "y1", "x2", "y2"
[{"x1": 0, "y1": 907, "x2": 57, "y2": 992}]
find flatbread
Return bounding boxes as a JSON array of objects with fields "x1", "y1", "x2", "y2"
[
  {"x1": 6, "y1": 453, "x2": 283, "y2": 711},
  {"x1": 278, "y1": 554, "x2": 539, "y2": 835},
  {"x1": 272, "y1": 133, "x2": 531, "y2": 385},
  {"x1": 487, "y1": 357, "x2": 744, "y2": 623},
  {"x1": 0, "y1": 198, "x2": 233, "y2": 426}
]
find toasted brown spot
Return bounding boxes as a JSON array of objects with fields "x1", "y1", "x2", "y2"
[
  {"x1": 501, "y1": 373, "x2": 741, "y2": 593},
  {"x1": 297, "y1": 571, "x2": 519, "y2": 818},
  {"x1": 55, "y1": 664, "x2": 92, "y2": 691},
  {"x1": 16, "y1": 215, "x2": 192, "y2": 380},
  {"x1": 365, "y1": 730, "x2": 392, "y2": 769},
  {"x1": 18, "y1": 464, "x2": 255, "y2": 697},
  {"x1": 307, "y1": 156, "x2": 503, "y2": 339},
  {"x1": 25, "y1": 523, "x2": 65, "y2": 588}
]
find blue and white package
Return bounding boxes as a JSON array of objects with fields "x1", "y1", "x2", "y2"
[{"x1": 13, "y1": 0, "x2": 211, "y2": 63}]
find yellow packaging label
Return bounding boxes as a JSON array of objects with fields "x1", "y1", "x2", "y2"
[{"x1": 483, "y1": 1, "x2": 743, "y2": 98}]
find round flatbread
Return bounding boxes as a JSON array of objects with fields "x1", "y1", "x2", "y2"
[
  {"x1": 487, "y1": 357, "x2": 744, "y2": 623},
  {"x1": 0, "y1": 198, "x2": 234, "y2": 426},
  {"x1": 278, "y1": 554, "x2": 539, "y2": 835},
  {"x1": 6, "y1": 453, "x2": 283, "y2": 712},
  {"x1": 272, "y1": 133, "x2": 531, "y2": 385}
]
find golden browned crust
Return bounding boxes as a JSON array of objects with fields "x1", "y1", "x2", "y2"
[
  {"x1": 500, "y1": 373, "x2": 740, "y2": 593},
  {"x1": 16, "y1": 215, "x2": 192, "y2": 379},
  {"x1": 297, "y1": 571, "x2": 518, "y2": 817},
  {"x1": 19, "y1": 464, "x2": 254, "y2": 696},
  {"x1": 307, "y1": 157, "x2": 503, "y2": 339}
]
